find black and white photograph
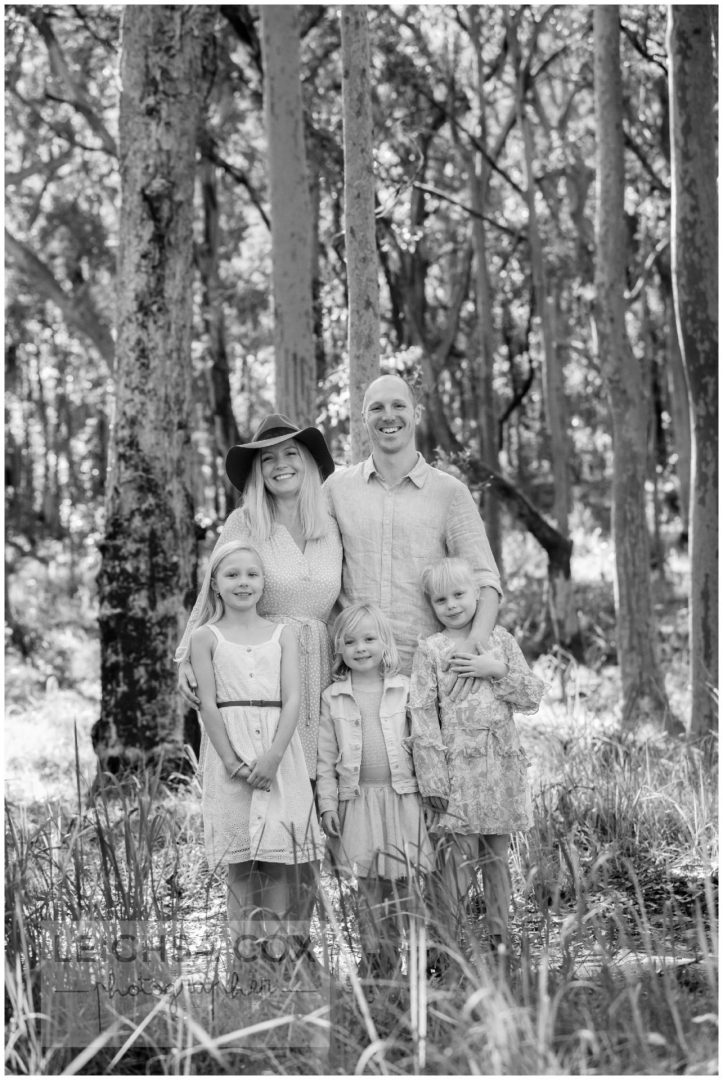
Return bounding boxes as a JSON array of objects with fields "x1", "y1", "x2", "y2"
[{"x1": 5, "y1": 3, "x2": 718, "y2": 1075}]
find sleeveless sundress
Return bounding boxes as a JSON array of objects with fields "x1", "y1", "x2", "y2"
[{"x1": 201, "y1": 623, "x2": 323, "y2": 867}]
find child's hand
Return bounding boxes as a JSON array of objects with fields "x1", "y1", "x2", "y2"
[
  {"x1": 224, "y1": 757, "x2": 250, "y2": 781},
  {"x1": 448, "y1": 649, "x2": 507, "y2": 680},
  {"x1": 321, "y1": 810, "x2": 341, "y2": 838},
  {"x1": 424, "y1": 795, "x2": 448, "y2": 813},
  {"x1": 246, "y1": 750, "x2": 282, "y2": 791}
]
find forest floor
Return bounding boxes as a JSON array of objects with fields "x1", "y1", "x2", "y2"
[{"x1": 4, "y1": 531, "x2": 718, "y2": 1075}]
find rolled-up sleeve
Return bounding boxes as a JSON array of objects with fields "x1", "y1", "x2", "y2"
[{"x1": 446, "y1": 485, "x2": 502, "y2": 597}]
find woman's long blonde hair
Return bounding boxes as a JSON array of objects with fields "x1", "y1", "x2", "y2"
[
  {"x1": 240, "y1": 440, "x2": 329, "y2": 542},
  {"x1": 196, "y1": 540, "x2": 265, "y2": 627}
]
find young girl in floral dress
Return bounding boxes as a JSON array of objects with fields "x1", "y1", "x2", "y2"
[{"x1": 410, "y1": 557, "x2": 544, "y2": 966}]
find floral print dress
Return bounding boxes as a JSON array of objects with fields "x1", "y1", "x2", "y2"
[{"x1": 409, "y1": 626, "x2": 544, "y2": 835}]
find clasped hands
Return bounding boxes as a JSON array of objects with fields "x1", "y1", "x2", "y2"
[
  {"x1": 440, "y1": 640, "x2": 507, "y2": 700},
  {"x1": 225, "y1": 748, "x2": 281, "y2": 792}
]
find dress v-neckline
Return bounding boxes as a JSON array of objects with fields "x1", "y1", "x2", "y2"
[{"x1": 277, "y1": 522, "x2": 307, "y2": 556}]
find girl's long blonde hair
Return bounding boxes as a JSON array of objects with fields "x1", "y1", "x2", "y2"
[
  {"x1": 331, "y1": 603, "x2": 400, "y2": 680},
  {"x1": 196, "y1": 540, "x2": 265, "y2": 627},
  {"x1": 240, "y1": 440, "x2": 329, "y2": 542}
]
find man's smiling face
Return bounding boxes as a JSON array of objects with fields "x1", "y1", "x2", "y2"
[{"x1": 362, "y1": 375, "x2": 419, "y2": 456}]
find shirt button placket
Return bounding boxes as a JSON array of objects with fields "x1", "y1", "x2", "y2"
[{"x1": 381, "y1": 486, "x2": 394, "y2": 612}]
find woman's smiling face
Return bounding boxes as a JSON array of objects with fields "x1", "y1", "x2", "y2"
[{"x1": 259, "y1": 439, "x2": 306, "y2": 498}]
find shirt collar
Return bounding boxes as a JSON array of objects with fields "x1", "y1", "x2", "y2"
[{"x1": 363, "y1": 452, "x2": 428, "y2": 488}]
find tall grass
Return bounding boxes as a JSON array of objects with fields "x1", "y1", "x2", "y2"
[{"x1": 5, "y1": 721, "x2": 717, "y2": 1075}]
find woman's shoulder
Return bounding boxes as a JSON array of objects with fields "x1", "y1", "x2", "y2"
[{"x1": 219, "y1": 507, "x2": 253, "y2": 540}]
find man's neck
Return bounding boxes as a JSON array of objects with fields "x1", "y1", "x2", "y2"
[{"x1": 371, "y1": 447, "x2": 418, "y2": 485}]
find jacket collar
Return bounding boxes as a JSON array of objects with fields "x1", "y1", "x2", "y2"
[{"x1": 327, "y1": 672, "x2": 408, "y2": 697}]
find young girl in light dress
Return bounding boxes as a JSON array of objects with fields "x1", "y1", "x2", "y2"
[
  {"x1": 410, "y1": 557, "x2": 544, "y2": 966},
  {"x1": 189, "y1": 540, "x2": 322, "y2": 955},
  {"x1": 316, "y1": 603, "x2": 433, "y2": 979}
]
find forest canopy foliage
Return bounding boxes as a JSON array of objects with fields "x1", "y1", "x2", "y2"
[{"x1": 4, "y1": 4, "x2": 717, "y2": 743}]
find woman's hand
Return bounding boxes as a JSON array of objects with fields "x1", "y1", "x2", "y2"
[
  {"x1": 246, "y1": 749, "x2": 282, "y2": 791},
  {"x1": 321, "y1": 810, "x2": 341, "y2": 838},
  {"x1": 178, "y1": 660, "x2": 200, "y2": 708}
]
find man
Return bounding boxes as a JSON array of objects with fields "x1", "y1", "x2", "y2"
[{"x1": 324, "y1": 373, "x2": 501, "y2": 677}]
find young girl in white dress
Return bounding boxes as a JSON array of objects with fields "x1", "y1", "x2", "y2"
[
  {"x1": 410, "y1": 557, "x2": 544, "y2": 966},
  {"x1": 316, "y1": 603, "x2": 432, "y2": 979},
  {"x1": 190, "y1": 540, "x2": 322, "y2": 951}
]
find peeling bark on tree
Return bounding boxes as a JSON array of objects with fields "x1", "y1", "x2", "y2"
[
  {"x1": 341, "y1": 5, "x2": 380, "y2": 462},
  {"x1": 93, "y1": 6, "x2": 215, "y2": 775},
  {"x1": 593, "y1": 7, "x2": 673, "y2": 730},
  {"x1": 260, "y1": 6, "x2": 316, "y2": 425},
  {"x1": 667, "y1": 6, "x2": 718, "y2": 739}
]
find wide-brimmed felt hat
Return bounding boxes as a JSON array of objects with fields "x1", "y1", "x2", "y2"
[{"x1": 226, "y1": 413, "x2": 336, "y2": 493}]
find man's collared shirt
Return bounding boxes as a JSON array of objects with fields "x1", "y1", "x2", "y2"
[{"x1": 324, "y1": 452, "x2": 502, "y2": 674}]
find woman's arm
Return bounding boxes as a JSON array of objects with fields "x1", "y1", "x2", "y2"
[
  {"x1": 190, "y1": 627, "x2": 249, "y2": 780},
  {"x1": 246, "y1": 625, "x2": 300, "y2": 789},
  {"x1": 176, "y1": 510, "x2": 249, "y2": 705}
]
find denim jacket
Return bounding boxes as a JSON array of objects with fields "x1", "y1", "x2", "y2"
[{"x1": 316, "y1": 673, "x2": 418, "y2": 815}]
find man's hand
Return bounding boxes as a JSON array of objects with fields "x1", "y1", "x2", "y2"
[
  {"x1": 321, "y1": 810, "x2": 341, "y2": 838},
  {"x1": 178, "y1": 659, "x2": 200, "y2": 708}
]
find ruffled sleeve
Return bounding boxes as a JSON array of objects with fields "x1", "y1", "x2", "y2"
[
  {"x1": 174, "y1": 509, "x2": 251, "y2": 663},
  {"x1": 488, "y1": 628, "x2": 545, "y2": 714},
  {"x1": 408, "y1": 638, "x2": 450, "y2": 800}
]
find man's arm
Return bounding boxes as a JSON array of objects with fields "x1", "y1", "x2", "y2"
[
  {"x1": 467, "y1": 585, "x2": 500, "y2": 649},
  {"x1": 445, "y1": 483, "x2": 502, "y2": 697},
  {"x1": 445, "y1": 483, "x2": 503, "y2": 599}
]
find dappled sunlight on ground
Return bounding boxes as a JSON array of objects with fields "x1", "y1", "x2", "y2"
[{"x1": 5, "y1": 673, "x2": 98, "y2": 808}]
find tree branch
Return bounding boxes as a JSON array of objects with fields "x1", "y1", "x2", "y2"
[
  {"x1": 28, "y1": 9, "x2": 117, "y2": 156},
  {"x1": 6, "y1": 229, "x2": 114, "y2": 364}
]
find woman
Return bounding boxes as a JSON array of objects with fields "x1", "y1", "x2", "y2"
[{"x1": 176, "y1": 413, "x2": 343, "y2": 781}]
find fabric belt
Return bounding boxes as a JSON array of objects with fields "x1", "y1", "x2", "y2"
[{"x1": 216, "y1": 699, "x2": 282, "y2": 708}]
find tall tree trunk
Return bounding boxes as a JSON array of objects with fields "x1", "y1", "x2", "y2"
[
  {"x1": 341, "y1": 5, "x2": 379, "y2": 462},
  {"x1": 516, "y1": 82, "x2": 572, "y2": 535},
  {"x1": 199, "y1": 154, "x2": 239, "y2": 517},
  {"x1": 593, "y1": 7, "x2": 672, "y2": 730},
  {"x1": 93, "y1": 5, "x2": 215, "y2": 775},
  {"x1": 468, "y1": 8, "x2": 503, "y2": 569},
  {"x1": 667, "y1": 6, "x2": 718, "y2": 739},
  {"x1": 260, "y1": 5, "x2": 316, "y2": 425},
  {"x1": 657, "y1": 247, "x2": 692, "y2": 542},
  {"x1": 666, "y1": 296, "x2": 691, "y2": 542}
]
